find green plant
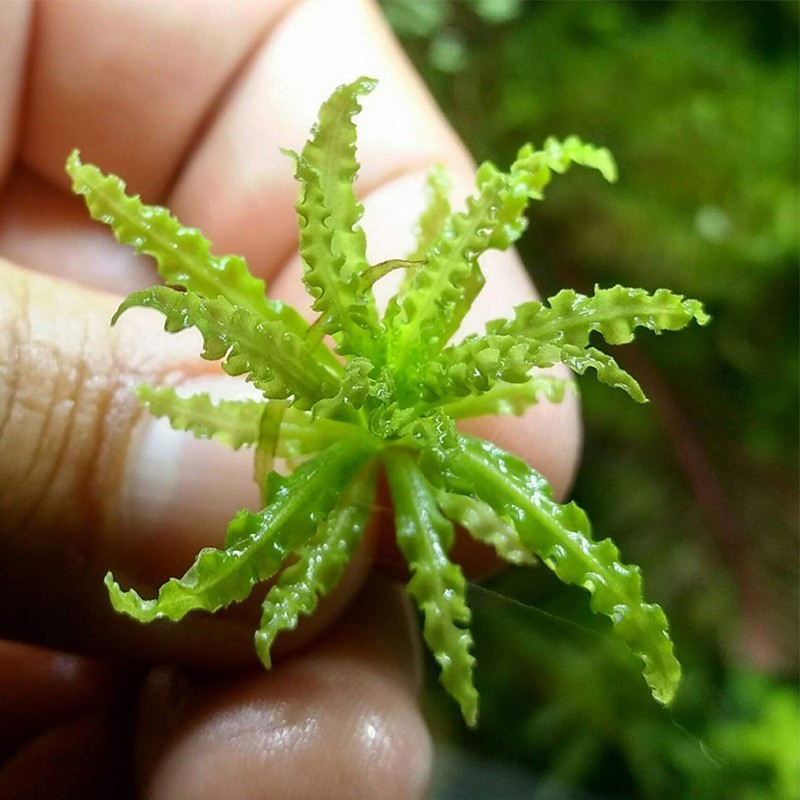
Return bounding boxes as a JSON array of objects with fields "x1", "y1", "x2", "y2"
[{"x1": 67, "y1": 77, "x2": 707, "y2": 726}]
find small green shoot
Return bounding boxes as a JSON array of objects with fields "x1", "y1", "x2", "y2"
[{"x1": 68, "y1": 77, "x2": 709, "y2": 727}]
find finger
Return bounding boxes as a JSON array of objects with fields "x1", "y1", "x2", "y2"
[
  {"x1": 136, "y1": 575, "x2": 432, "y2": 800},
  {"x1": 0, "y1": 0, "x2": 290, "y2": 289},
  {"x1": 0, "y1": 640, "x2": 116, "y2": 753},
  {"x1": 2, "y1": 0, "x2": 472, "y2": 290},
  {"x1": 0, "y1": 640, "x2": 136, "y2": 800},
  {"x1": 17, "y1": 0, "x2": 290, "y2": 198},
  {"x1": 0, "y1": 715, "x2": 124, "y2": 800},
  {"x1": 0, "y1": 0, "x2": 30, "y2": 189}
]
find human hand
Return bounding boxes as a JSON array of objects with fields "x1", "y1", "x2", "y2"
[{"x1": 0, "y1": 1, "x2": 580, "y2": 797}]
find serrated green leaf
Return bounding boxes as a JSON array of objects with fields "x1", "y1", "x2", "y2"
[
  {"x1": 113, "y1": 286, "x2": 339, "y2": 407},
  {"x1": 106, "y1": 439, "x2": 376, "y2": 622},
  {"x1": 292, "y1": 77, "x2": 382, "y2": 357},
  {"x1": 511, "y1": 136, "x2": 617, "y2": 199},
  {"x1": 301, "y1": 77, "x2": 375, "y2": 262},
  {"x1": 437, "y1": 434, "x2": 681, "y2": 706},
  {"x1": 442, "y1": 374, "x2": 573, "y2": 419},
  {"x1": 408, "y1": 163, "x2": 452, "y2": 262},
  {"x1": 492, "y1": 285, "x2": 710, "y2": 346},
  {"x1": 68, "y1": 150, "x2": 341, "y2": 377},
  {"x1": 437, "y1": 491, "x2": 535, "y2": 566},
  {"x1": 559, "y1": 344, "x2": 645, "y2": 401},
  {"x1": 384, "y1": 170, "x2": 496, "y2": 385},
  {"x1": 68, "y1": 151, "x2": 268, "y2": 317},
  {"x1": 135, "y1": 385, "x2": 263, "y2": 450},
  {"x1": 384, "y1": 448, "x2": 479, "y2": 726},
  {"x1": 424, "y1": 285, "x2": 707, "y2": 403},
  {"x1": 255, "y1": 465, "x2": 377, "y2": 667},
  {"x1": 385, "y1": 139, "x2": 618, "y2": 391},
  {"x1": 478, "y1": 137, "x2": 616, "y2": 252}
]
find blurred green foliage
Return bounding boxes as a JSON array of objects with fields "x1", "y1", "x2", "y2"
[{"x1": 382, "y1": 1, "x2": 799, "y2": 797}]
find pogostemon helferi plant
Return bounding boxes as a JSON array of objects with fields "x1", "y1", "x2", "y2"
[{"x1": 67, "y1": 77, "x2": 708, "y2": 726}]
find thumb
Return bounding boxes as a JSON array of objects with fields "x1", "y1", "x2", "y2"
[{"x1": 0, "y1": 259, "x2": 368, "y2": 664}]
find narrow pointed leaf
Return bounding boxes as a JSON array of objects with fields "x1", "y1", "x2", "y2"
[
  {"x1": 301, "y1": 77, "x2": 375, "y2": 265},
  {"x1": 384, "y1": 170, "x2": 497, "y2": 381},
  {"x1": 440, "y1": 434, "x2": 681, "y2": 706},
  {"x1": 136, "y1": 385, "x2": 264, "y2": 449},
  {"x1": 437, "y1": 491, "x2": 535, "y2": 566},
  {"x1": 560, "y1": 344, "x2": 645, "y2": 401},
  {"x1": 106, "y1": 440, "x2": 376, "y2": 622},
  {"x1": 253, "y1": 401, "x2": 289, "y2": 502},
  {"x1": 384, "y1": 449, "x2": 479, "y2": 726},
  {"x1": 292, "y1": 77, "x2": 382, "y2": 356},
  {"x1": 509, "y1": 136, "x2": 617, "y2": 208},
  {"x1": 407, "y1": 163, "x2": 452, "y2": 262},
  {"x1": 359, "y1": 259, "x2": 422, "y2": 292},
  {"x1": 255, "y1": 465, "x2": 377, "y2": 666},
  {"x1": 69, "y1": 151, "x2": 271, "y2": 319},
  {"x1": 491, "y1": 286, "x2": 710, "y2": 347},
  {"x1": 113, "y1": 286, "x2": 339, "y2": 407}
]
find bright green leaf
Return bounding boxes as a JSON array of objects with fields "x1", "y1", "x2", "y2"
[
  {"x1": 136, "y1": 385, "x2": 263, "y2": 450},
  {"x1": 255, "y1": 465, "x2": 377, "y2": 666},
  {"x1": 441, "y1": 434, "x2": 682, "y2": 706},
  {"x1": 492, "y1": 285, "x2": 710, "y2": 346},
  {"x1": 106, "y1": 440, "x2": 376, "y2": 622},
  {"x1": 384, "y1": 448, "x2": 479, "y2": 726},
  {"x1": 408, "y1": 163, "x2": 452, "y2": 262},
  {"x1": 437, "y1": 490, "x2": 536, "y2": 566},
  {"x1": 113, "y1": 286, "x2": 339, "y2": 407},
  {"x1": 69, "y1": 151, "x2": 270, "y2": 319},
  {"x1": 292, "y1": 77, "x2": 383, "y2": 358}
]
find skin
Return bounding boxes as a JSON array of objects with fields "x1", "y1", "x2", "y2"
[{"x1": 0, "y1": 1, "x2": 581, "y2": 797}]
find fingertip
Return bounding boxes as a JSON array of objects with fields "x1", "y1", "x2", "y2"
[{"x1": 138, "y1": 577, "x2": 432, "y2": 800}]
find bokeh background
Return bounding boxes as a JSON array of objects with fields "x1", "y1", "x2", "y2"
[{"x1": 378, "y1": 2, "x2": 799, "y2": 798}]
